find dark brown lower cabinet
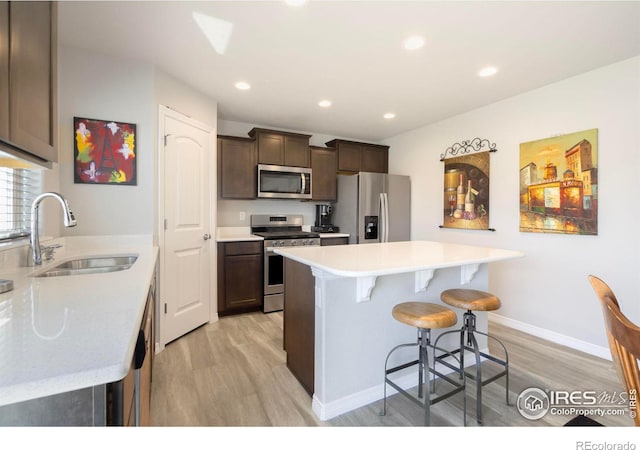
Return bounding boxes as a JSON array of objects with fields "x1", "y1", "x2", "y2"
[
  {"x1": 283, "y1": 258, "x2": 315, "y2": 396},
  {"x1": 218, "y1": 241, "x2": 263, "y2": 316}
]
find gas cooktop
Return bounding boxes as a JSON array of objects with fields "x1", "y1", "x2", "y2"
[
  {"x1": 252, "y1": 230, "x2": 320, "y2": 240},
  {"x1": 250, "y1": 214, "x2": 320, "y2": 240}
]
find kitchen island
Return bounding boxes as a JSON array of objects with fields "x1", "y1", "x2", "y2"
[{"x1": 275, "y1": 240, "x2": 524, "y2": 421}]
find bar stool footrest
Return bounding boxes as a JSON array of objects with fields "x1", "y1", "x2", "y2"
[{"x1": 384, "y1": 368, "x2": 465, "y2": 409}]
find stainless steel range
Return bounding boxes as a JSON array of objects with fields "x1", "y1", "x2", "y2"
[{"x1": 251, "y1": 214, "x2": 320, "y2": 313}]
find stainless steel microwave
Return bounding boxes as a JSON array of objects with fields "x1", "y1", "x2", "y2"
[{"x1": 257, "y1": 164, "x2": 312, "y2": 199}]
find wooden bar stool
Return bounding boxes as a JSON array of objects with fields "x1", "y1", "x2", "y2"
[
  {"x1": 434, "y1": 289, "x2": 510, "y2": 425},
  {"x1": 381, "y1": 302, "x2": 466, "y2": 426}
]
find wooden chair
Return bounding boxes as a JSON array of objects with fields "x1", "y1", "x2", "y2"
[{"x1": 588, "y1": 275, "x2": 640, "y2": 426}]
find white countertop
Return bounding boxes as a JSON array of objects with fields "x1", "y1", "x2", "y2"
[
  {"x1": 216, "y1": 227, "x2": 263, "y2": 242},
  {"x1": 274, "y1": 240, "x2": 524, "y2": 277},
  {"x1": 0, "y1": 236, "x2": 158, "y2": 406}
]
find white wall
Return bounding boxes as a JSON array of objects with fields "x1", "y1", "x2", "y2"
[
  {"x1": 57, "y1": 47, "x2": 219, "y2": 241},
  {"x1": 383, "y1": 56, "x2": 640, "y2": 355},
  {"x1": 58, "y1": 46, "x2": 155, "y2": 237}
]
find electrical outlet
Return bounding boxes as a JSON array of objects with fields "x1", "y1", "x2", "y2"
[{"x1": 239, "y1": 211, "x2": 246, "y2": 221}]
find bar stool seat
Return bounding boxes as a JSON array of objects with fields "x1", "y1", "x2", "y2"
[
  {"x1": 435, "y1": 288, "x2": 510, "y2": 425},
  {"x1": 392, "y1": 302, "x2": 458, "y2": 329},
  {"x1": 440, "y1": 289, "x2": 501, "y2": 312},
  {"x1": 382, "y1": 301, "x2": 466, "y2": 426}
]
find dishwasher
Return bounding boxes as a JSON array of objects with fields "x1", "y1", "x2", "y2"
[{"x1": 107, "y1": 288, "x2": 153, "y2": 426}]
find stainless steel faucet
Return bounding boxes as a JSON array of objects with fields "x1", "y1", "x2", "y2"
[{"x1": 29, "y1": 192, "x2": 77, "y2": 266}]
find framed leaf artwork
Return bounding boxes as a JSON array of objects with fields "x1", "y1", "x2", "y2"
[{"x1": 74, "y1": 117, "x2": 137, "y2": 185}]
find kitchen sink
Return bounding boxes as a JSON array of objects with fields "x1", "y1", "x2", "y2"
[{"x1": 34, "y1": 255, "x2": 138, "y2": 277}]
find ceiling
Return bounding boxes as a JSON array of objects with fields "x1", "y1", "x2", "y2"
[{"x1": 58, "y1": 1, "x2": 640, "y2": 142}]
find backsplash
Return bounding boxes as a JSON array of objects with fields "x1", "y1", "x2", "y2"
[{"x1": 217, "y1": 198, "x2": 319, "y2": 227}]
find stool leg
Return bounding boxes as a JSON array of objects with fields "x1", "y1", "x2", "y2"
[
  {"x1": 462, "y1": 311, "x2": 485, "y2": 425},
  {"x1": 468, "y1": 329, "x2": 483, "y2": 425},
  {"x1": 459, "y1": 324, "x2": 466, "y2": 380},
  {"x1": 421, "y1": 328, "x2": 431, "y2": 426},
  {"x1": 473, "y1": 329, "x2": 512, "y2": 406},
  {"x1": 382, "y1": 370, "x2": 388, "y2": 416},
  {"x1": 418, "y1": 329, "x2": 424, "y2": 399},
  {"x1": 381, "y1": 341, "x2": 420, "y2": 417}
]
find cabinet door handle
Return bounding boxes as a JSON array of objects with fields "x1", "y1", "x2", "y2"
[{"x1": 203, "y1": 233, "x2": 212, "y2": 240}]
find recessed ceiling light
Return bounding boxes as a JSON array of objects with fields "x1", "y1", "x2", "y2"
[
  {"x1": 234, "y1": 81, "x2": 251, "y2": 90},
  {"x1": 285, "y1": 0, "x2": 307, "y2": 6},
  {"x1": 383, "y1": 113, "x2": 396, "y2": 120},
  {"x1": 318, "y1": 100, "x2": 332, "y2": 108},
  {"x1": 478, "y1": 66, "x2": 498, "y2": 77},
  {"x1": 403, "y1": 35, "x2": 425, "y2": 51}
]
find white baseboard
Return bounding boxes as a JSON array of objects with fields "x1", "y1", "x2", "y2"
[
  {"x1": 312, "y1": 371, "x2": 415, "y2": 421},
  {"x1": 311, "y1": 351, "x2": 485, "y2": 421},
  {"x1": 489, "y1": 312, "x2": 611, "y2": 361}
]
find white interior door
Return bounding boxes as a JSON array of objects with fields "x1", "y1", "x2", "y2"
[{"x1": 160, "y1": 106, "x2": 215, "y2": 345}]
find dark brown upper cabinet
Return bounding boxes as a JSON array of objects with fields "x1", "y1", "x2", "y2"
[
  {"x1": 0, "y1": 1, "x2": 57, "y2": 164},
  {"x1": 218, "y1": 135, "x2": 257, "y2": 199},
  {"x1": 325, "y1": 139, "x2": 389, "y2": 174},
  {"x1": 310, "y1": 146, "x2": 337, "y2": 201},
  {"x1": 0, "y1": 3, "x2": 9, "y2": 140},
  {"x1": 249, "y1": 127, "x2": 311, "y2": 168}
]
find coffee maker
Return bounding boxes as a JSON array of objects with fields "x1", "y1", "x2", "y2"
[{"x1": 312, "y1": 204, "x2": 339, "y2": 232}]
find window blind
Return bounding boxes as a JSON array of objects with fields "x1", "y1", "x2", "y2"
[{"x1": 0, "y1": 167, "x2": 41, "y2": 241}]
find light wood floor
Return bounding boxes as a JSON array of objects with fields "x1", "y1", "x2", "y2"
[{"x1": 150, "y1": 311, "x2": 634, "y2": 427}]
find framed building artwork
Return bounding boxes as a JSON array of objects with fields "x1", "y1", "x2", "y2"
[
  {"x1": 519, "y1": 128, "x2": 598, "y2": 235},
  {"x1": 74, "y1": 117, "x2": 137, "y2": 185},
  {"x1": 441, "y1": 138, "x2": 494, "y2": 231}
]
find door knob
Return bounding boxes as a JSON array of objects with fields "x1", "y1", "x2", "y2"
[{"x1": 203, "y1": 233, "x2": 212, "y2": 240}]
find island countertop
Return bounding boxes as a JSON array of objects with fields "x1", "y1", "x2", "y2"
[{"x1": 274, "y1": 240, "x2": 524, "y2": 277}]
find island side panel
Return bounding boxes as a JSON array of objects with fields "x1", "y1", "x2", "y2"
[
  {"x1": 312, "y1": 264, "x2": 490, "y2": 420},
  {"x1": 283, "y1": 257, "x2": 316, "y2": 396}
]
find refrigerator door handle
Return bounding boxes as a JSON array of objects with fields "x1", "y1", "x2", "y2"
[
  {"x1": 379, "y1": 193, "x2": 385, "y2": 243},
  {"x1": 383, "y1": 192, "x2": 390, "y2": 242},
  {"x1": 379, "y1": 192, "x2": 390, "y2": 243}
]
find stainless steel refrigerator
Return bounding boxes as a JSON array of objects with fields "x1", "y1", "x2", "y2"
[{"x1": 333, "y1": 172, "x2": 411, "y2": 244}]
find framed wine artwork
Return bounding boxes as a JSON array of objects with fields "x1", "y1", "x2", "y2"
[{"x1": 440, "y1": 138, "x2": 495, "y2": 231}]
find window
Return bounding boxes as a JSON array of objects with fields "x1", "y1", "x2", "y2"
[{"x1": 0, "y1": 165, "x2": 41, "y2": 242}]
